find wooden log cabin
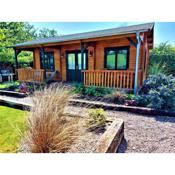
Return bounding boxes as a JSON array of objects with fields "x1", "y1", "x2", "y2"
[{"x1": 12, "y1": 23, "x2": 154, "y2": 94}]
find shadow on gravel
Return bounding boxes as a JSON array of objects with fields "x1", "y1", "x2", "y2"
[
  {"x1": 154, "y1": 115, "x2": 175, "y2": 123},
  {"x1": 117, "y1": 137, "x2": 128, "y2": 153}
]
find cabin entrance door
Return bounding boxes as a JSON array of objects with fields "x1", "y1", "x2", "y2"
[{"x1": 66, "y1": 51, "x2": 88, "y2": 82}]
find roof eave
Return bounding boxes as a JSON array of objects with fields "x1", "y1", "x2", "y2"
[{"x1": 12, "y1": 29, "x2": 152, "y2": 49}]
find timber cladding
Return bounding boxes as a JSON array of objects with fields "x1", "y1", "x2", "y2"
[{"x1": 33, "y1": 35, "x2": 148, "y2": 85}]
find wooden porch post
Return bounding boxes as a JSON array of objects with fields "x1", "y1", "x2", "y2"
[
  {"x1": 134, "y1": 32, "x2": 141, "y2": 95},
  {"x1": 40, "y1": 47, "x2": 46, "y2": 78},
  {"x1": 80, "y1": 42, "x2": 84, "y2": 70},
  {"x1": 14, "y1": 48, "x2": 19, "y2": 69},
  {"x1": 80, "y1": 42, "x2": 85, "y2": 82}
]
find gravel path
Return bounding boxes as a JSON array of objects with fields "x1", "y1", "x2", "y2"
[
  {"x1": 66, "y1": 106, "x2": 175, "y2": 153},
  {"x1": 1, "y1": 95, "x2": 175, "y2": 153}
]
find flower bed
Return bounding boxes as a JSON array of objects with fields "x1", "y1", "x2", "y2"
[
  {"x1": 72, "y1": 74, "x2": 175, "y2": 112},
  {"x1": 0, "y1": 81, "x2": 46, "y2": 98}
]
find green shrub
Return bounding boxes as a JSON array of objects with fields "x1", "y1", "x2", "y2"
[
  {"x1": 86, "y1": 108, "x2": 107, "y2": 131},
  {"x1": 149, "y1": 42, "x2": 175, "y2": 76},
  {"x1": 125, "y1": 93, "x2": 135, "y2": 100},
  {"x1": 73, "y1": 83, "x2": 112, "y2": 97},
  {"x1": 135, "y1": 74, "x2": 175, "y2": 110}
]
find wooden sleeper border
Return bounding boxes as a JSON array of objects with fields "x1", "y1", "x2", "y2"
[
  {"x1": 69, "y1": 99, "x2": 175, "y2": 117},
  {"x1": 0, "y1": 97, "x2": 175, "y2": 117},
  {"x1": 95, "y1": 118, "x2": 124, "y2": 153}
]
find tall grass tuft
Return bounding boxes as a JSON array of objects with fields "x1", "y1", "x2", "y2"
[
  {"x1": 24, "y1": 85, "x2": 80, "y2": 153},
  {"x1": 148, "y1": 62, "x2": 167, "y2": 75}
]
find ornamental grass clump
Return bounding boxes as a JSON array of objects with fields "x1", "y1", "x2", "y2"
[
  {"x1": 24, "y1": 85, "x2": 80, "y2": 153},
  {"x1": 105, "y1": 90, "x2": 126, "y2": 104}
]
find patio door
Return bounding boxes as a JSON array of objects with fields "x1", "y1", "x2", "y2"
[{"x1": 66, "y1": 51, "x2": 88, "y2": 82}]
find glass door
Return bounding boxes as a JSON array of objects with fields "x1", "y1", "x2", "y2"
[{"x1": 67, "y1": 51, "x2": 88, "y2": 82}]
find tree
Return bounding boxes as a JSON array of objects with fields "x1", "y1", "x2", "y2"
[
  {"x1": 0, "y1": 22, "x2": 37, "y2": 63},
  {"x1": 0, "y1": 22, "x2": 59, "y2": 64},
  {"x1": 149, "y1": 42, "x2": 175, "y2": 76},
  {"x1": 37, "y1": 28, "x2": 58, "y2": 38}
]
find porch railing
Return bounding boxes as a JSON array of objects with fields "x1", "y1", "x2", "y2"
[
  {"x1": 82, "y1": 70, "x2": 142, "y2": 89},
  {"x1": 16, "y1": 68, "x2": 45, "y2": 82}
]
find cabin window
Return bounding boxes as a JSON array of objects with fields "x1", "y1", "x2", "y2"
[
  {"x1": 105, "y1": 47, "x2": 129, "y2": 70},
  {"x1": 41, "y1": 52, "x2": 55, "y2": 71},
  {"x1": 106, "y1": 50, "x2": 116, "y2": 69}
]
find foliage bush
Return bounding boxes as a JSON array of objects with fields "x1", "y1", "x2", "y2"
[
  {"x1": 19, "y1": 82, "x2": 46, "y2": 94},
  {"x1": 149, "y1": 42, "x2": 175, "y2": 76},
  {"x1": 135, "y1": 74, "x2": 175, "y2": 110},
  {"x1": 0, "y1": 81, "x2": 20, "y2": 90},
  {"x1": 86, "y1": 108, "x2": 107, "y2": 132},
  {"x1": 73, "y1": 83, "x2": 112, "y2": 97},
  {"x1": 125, "y1": 93, "x2": 135, "y2": 100}
]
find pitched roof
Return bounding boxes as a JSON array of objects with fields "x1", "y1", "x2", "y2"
[{"x1": 13, "y1": 22, "x2": 154, "y2": 48}]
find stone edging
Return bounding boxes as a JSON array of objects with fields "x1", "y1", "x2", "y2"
[{"x1": 95, "y1": 118, "x2": 124, "y2": 153}]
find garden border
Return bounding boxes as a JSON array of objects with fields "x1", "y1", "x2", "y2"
[
  {"x1": 0, "y1": 96, "x2": 175, "y2": 117},
  {"x1": 0, "y1": 90, "x2": 27, "y2": 98},
  {"x1": 69, "y1": 99, "x2": 175, "y2": 117},
  {"x1": 0, "y1": 96, "x2": 32, "y2": 110},
  {"x1": 95, "y1": 118, "x2": 124, "y2": 153}
]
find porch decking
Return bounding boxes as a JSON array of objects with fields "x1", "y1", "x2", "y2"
[{"x1": 82, "y1": 70, "x2": 142, "y2": 90}]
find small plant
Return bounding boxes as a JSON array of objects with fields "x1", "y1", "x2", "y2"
[
  {"x1": 125, "y1": 93, "x2": 135, "y2": 100},
  {"x1": 105, "y1": 90, "x2": 126, "y2": 104},
  {"x1": 86, "y1": 108, "x2": 107, "y2": 132},
  {"x1": 19, "y1": 82, "x2": 28, "y2": 93},
  {"x1": 19, "y1": 82, "x2": 46, "y2": 94},
  {"x1": 24, "y1": 85, "x2": 80, "y2": 153}
]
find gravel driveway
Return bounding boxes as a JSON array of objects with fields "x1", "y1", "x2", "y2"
[{"x1": 66, "y1": 106, "x2": 175, "y2": 153}]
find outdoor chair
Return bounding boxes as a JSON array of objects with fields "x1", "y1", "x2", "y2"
[{"x1": 0, "y1": 69, "x2": 14, "y2": 82}]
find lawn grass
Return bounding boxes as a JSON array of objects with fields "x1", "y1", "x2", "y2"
[
  {"x1": 0, "y1": 81, "x2": 20, "y2": 90},
  {"x1": 0, "y1": 106, "x2": 27, "y2": 153}
]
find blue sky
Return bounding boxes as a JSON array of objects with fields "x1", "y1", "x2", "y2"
[{"x1": 30, "y1": 22, "x2": 175, "y2": 45}]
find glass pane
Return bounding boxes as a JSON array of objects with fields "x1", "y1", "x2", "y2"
[
  {"x1": 41, "y1": 52, "x2": 54, "y2": 71},
  {"x1": 78, "y1": 53, "x2": 86, "y2": 70},
  {"x1": 78, "y1": 53, "x2": 81, "y2": 70},
  {"x1": 117, "y1": 50, "x2": 127, "y2": 69},
  {"x1": 68, "y1": 54, "x2": 75, "y2": 69},
  {"x1": 106, "y1": 50, "x2": 115, "y2": 69},
  {"x1": 83, "y1": 53, "x2": 86, "y2": 69}
]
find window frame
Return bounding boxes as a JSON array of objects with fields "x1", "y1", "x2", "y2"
[
  {"x1": 40, "y1": 51, "x2": 55, "y2": 72},
  {"x1": 104, "y1": 46, "x2": 130, "y2": 70}
]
